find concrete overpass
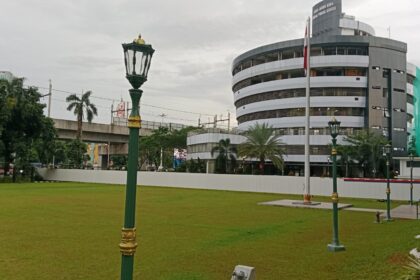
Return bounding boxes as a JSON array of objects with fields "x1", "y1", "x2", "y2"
[{"x1": 53, "y1": 118, "x2": 189, "y2": 155}]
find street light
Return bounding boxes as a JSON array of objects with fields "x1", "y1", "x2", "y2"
[
  {"x1": 382, "y1": 143, "x2": 393, "y2": 221},
  {"x1": 120, "y1": 35, "x2": 155, "y2": 280},
  {"x1": 327, "y1": 117, "x2": 345, "y2": 252},
  {"x1": 409, "y1": 153, "x2": 414, "y2": 206}
]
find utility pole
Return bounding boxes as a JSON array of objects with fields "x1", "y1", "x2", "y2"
[
  {"x1": 200, "y1": 114, "x2": 231, "y2": 129},
  {"x1": 158, "y1": 113, "x2": 167, "y2": 127},
  {"x1": 48, "y1": 80, "x2": 52, "y2": 117},
  {"x1": 227, "y1": 112, "x2": 231, "y2": 132},
  {"x1": 158, "y1": 113, "x2": 167, "y2": 172},
  {"x1": 111, "y1": 103, "x2": 114, "y2": 125}
]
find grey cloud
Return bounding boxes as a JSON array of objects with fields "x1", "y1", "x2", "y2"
[{"x1": 1, "y1": 0, "x2": 420, "y2": 125}]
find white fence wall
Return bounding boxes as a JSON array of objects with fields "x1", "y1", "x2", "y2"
[{"x1": 37, "y1": 168, "x2": 420, "y2": 201}]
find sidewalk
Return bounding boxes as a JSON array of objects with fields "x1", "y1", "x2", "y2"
[{"x1": 259, "y1": 199, "x2": 420, "y2": 220}]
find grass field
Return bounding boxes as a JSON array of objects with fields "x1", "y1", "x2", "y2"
[{"x1": 0, "y1": 182, "x2": 417, "y2": 280}]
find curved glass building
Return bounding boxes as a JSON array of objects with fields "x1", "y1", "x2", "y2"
[{"x1": 231, "y1": 0, "x2": 419, "y2": 175}]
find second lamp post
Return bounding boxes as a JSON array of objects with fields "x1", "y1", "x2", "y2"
[
  {"x1": 327, "y1": 117, "x2": 345, "y2": 252},
  {"x1": 119, "y1": 35, "x2": 155, "y2": 280},
  {"x1": 383, "y1": 143, "x2": 393, "y2": 221},
  {"x1": 409, "y1": 153, "x2": 414, "y2": 205}
]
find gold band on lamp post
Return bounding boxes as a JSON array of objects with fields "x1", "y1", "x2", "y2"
[
  {"x1": 127, "y1": 116, "x2": 141, "y2": 128},
  {"x1": 331, "y1": 192, "x2": 339, "y2": 203},
  {"x1": 119, "y1": 228, "x2": 138, "y2": 256}
]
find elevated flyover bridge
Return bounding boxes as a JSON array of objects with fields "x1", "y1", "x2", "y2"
[{"x1": 53, "y1": 118, "x2": 189, "y2": 155}]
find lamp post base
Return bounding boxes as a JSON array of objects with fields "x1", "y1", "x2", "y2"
[
  {"x1": 384, "y1": 218, "x2": 394, "y2": 222},
  {"x1": 303, "y1": 194, "x2": 312, "y2": 204},
  {"x1": 327, "y1": 243, "x2": 345, "y2": 252}
]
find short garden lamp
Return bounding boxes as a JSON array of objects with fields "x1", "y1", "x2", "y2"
[
  {"x1": 383, "y1": 144, "x2": 391, "y2": 156},
  {"x1": 120, "y1": 35, "x2": 155, "y2": 280},
  {"x1": 383, "y1": 143, "x2": 393, "y2": 221},
  {"x1": 328, "y1": 117, "x2": 340, "y2": 139},
  {"x1": 327, "y1": 117, "x2": 345, "y2": 252}
]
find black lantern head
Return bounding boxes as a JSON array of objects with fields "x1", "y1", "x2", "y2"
[
  {"x1": 383, "y1": 143, "x2": 391, "y2": 156},
  {"x1": 328, "y1": 117, "x2": 341, "y2": 139},
  {"x1": 122, "y1": 35, "x2": 155, "y2": 89}
]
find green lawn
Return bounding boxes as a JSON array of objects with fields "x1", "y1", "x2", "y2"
[{"x1": 0, "y1": 182, "x2": 417, "y2": 280}]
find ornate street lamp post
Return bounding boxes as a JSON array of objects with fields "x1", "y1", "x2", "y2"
[
  {"x1": 383, "y1": 143, "x2": 393, "y2": 221},
  {"x1": 120, "y1": 35, "x2": 155, "y2": 280},
  {"x1": 409, "y1": 153, "x2": 414, "y2": 206},
  {"x1": 327, "y1": 117, "x2": 345, "y2": 252}
]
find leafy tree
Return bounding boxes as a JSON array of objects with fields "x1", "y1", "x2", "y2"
[
  {"x1": 211, "y1": 138, "x2": 237, "y2": 174},
  {"x1": 33, "y1": 118, "x2": 57, "y2": 164},
  {"x1": 110, "y1": 155, "x2": 128, "y2": 170},
  {"x1": 408, "y1": 135, "x2": 417, "y2": 157},
  {"x1": 340, "y1": 129, "x2": 388, "y2": 178},
  {"x1": 186, "y1": 158, "x2": 205, "y2": 173},
  {"x1": 65, "y1": 139, "x2": 87, "y2": 168},
  {"x1": 139, "y1": 126, "x2": 198, "y2": 170},
  {"x1": 52, "y1": 140, "x2": 67, "y2": 165},
  {"x1": 0, "y1": 78, "x2": 56, "y2": 174},
  {"x1": 336, "y1": 144, "x2": 353, "y2": 177},
  {"x1": 238, "y1": 123, "x2": 285, "y2": 175},
  {"x1": 139, "y1": 127, "x2": 169, "y2": 169},
  {"x1": 66, "y1": 91, "x2": 98, "y2": 140}
]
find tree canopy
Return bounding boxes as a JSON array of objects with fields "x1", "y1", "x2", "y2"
[
  {"x1": 66, "y1": 91, "x2": 98, "y2": 140},
  {"x1": 139, "y1": 126, "x2": 198, "y2": 170},
  {"x1": 339, "y1": 129, "x2": 389, "y2": 178},
  {"x1": 238, "y1": 123, "x2": 285, "y2": 175},
  {"x1": 0, "y1": 78, "x2": 56, "y2": 172},
  {"x1": 211, "y1": 138, "x2": 237, "y2": 174}
]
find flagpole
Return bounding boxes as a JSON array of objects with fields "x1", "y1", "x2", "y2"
[{"x1": 304, "y1": 16, "x2": 311, "y2": 203}]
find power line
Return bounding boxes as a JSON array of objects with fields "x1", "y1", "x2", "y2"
[{"x1": 32, "y1": 85, "x2": 215, "y2": 116}]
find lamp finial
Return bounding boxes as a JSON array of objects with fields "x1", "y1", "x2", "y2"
[{"x1": 134, "y1": 34, "x2": 145, "y2": 45}]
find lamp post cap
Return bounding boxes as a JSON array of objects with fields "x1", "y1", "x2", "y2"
[{"x1": 133, "y1": 34, "x2": 145, "y2": 45}]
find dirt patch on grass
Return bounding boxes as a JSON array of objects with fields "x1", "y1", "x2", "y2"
[{"x1": 387, "y1": 252, "x2": 409, "y2": 266}]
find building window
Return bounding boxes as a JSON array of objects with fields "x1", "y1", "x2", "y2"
[
  {"x1": 393, "y1": 88, "x2": 405, "y2": 93},
  {"x1": 237, "y1": 107, "x2": 364, "y2": 124},
  {"x1": 235, "y1": 88, "x2": 366, "y2": 107}
]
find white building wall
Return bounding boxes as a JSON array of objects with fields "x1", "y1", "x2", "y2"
[
  {"x1": 238, "y1": 116, "x2": 364, "y2": 131},
  {"x1": 234, "y1": 76, "x2": 367, "y2": 102},
  {"x1": 407, "y1": 62, "x2": 417, "y2": 77},
  {"x1": 37, "y1": 168, "x2": 420, "y2": 201},
  {"x1": 187, "y1": 133, "x2": 246, "y2": 145},
  {"x1": 236, "y1": 96, "x2": 366, "y2": 117},
  {"x1": 232, "y1": 55, "x2": 369, "y2": 86}
]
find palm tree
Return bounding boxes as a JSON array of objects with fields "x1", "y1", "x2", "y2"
[
  {"x1": 238, "y1": 123, "x2": 285, "y2": 175},
  {"x1": 66, "y1": 91, "x2": 98, "y2": 140},
  {"x1": 342, "y1": 129, "x2": 388, "y2": 178},
  {"x1": 211, "y1": 138, "x2": 237, "y2": 174}
]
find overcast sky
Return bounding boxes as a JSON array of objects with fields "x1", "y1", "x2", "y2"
[{"x1": 1, "y1": 0, "x2": 420, "y2": 127}]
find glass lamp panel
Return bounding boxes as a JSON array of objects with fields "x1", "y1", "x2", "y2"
[
  {"x1": 385, "y1": 145, "x2": 391, "y2": 154},
  {"x1": 140, "y1": 52, "x2": 147, "y2": 76},
  {"x1": 333, "y1": 124, "x2": 340, "y2": 135},
  {"x1": 124, "y1": 50, "x2": 129, "y2": 75},
  {"x1": 144, "y1": 53, "x2": 152, "y2": 77},
  {"x1": 126, "y1": 49, "x2": 135, "y2": 75},
  {"x1": 328, "y1": 120, "x2": 341, "y2": 137}
]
